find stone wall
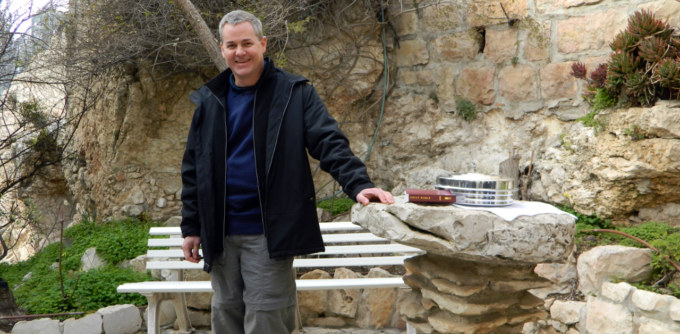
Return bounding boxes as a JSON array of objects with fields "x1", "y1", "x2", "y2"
[
  {"x1": 8, "y1": 0, "x2": 680, "y2": 256},
  {"x1": 371, "y1": 0, "x2": 680, "y2": 223},
  {"x1": 525, "y1": 245, "x2": 680, "y2": 334},
  {"x1": 47, "y1": 0, "x2": 680, "y2": 228}
]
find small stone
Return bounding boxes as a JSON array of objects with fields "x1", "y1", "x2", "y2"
[
  {"x1": 63, "y1": 313, "x2": 103, "y2": 334},
  {"x1": 11, "y1": 318, "x2": 60, "y2": 334},
  {"x1": 155, "y1": 197, "x2": 167, "y2": 208},
  {"x1": 600, "y1": 281, "x2": 633, "y2": 303},
  {"x1": 97, "y1": 304, "x2": 142, "y2": 334},
  {"x1": 550, "y1": 300, "x2": 584, "y2": 325}
]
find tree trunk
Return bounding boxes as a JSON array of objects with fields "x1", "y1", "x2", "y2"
[{"x1": 174, "y1": 0, "x2": 227, "y2": 72}]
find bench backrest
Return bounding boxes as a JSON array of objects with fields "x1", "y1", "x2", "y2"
[{"x1": 145, "y1": 222, "x2": 423, "y2": 272}]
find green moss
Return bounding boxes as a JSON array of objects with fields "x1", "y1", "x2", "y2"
[{"x1": 456, "y1": 97, "x2": 477, "y2": 122}]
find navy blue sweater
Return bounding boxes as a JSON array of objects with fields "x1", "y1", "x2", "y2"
[{"x1": 225, "y1": 75, "x2": 263, "y2": 235}]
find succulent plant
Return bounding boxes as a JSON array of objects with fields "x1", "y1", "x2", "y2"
[
  {"x1": 574, "y1": 10, "x2": 679, "y2": 108},
  {"x1": 610, "y1": 31, "x2": 639, "y2": 53},
  {"x1": 571, "y1": 62, "x2": 587, "y2": 79},
  {"x1": 607, "y1": 52, "x2": 640, "y2": 91},
  {"x1": 625, "y1": 71, "x2": 655, "y2": 105},
  {"x1": 626, "y1": 9, "x2": 672, "y2": 40},
  {"x1": 638, "y1": 36, "x2": 670, "y2": 63},
  {"x1": 653, "y1": 59, "x2": 680, "y2": 97},
  {"x1": 590, "y1": 64, "x2": 608, "y2": 89}
]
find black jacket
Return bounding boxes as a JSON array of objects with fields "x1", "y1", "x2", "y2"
[{"x1": 180, "y1": 60, "x2": 375, "y2": 272}]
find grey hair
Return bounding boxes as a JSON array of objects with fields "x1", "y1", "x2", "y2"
[{"x1": 218, "y1": 10, "x2": 264, "y2": 41}]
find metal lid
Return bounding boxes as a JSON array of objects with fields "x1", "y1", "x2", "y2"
[{"x1": 437, "y1": 173, "x2": 515, "y2": 191}]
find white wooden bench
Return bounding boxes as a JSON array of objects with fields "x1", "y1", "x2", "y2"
[{"x1": 117, "y1": 221, "x2": 422, "y2": 334}]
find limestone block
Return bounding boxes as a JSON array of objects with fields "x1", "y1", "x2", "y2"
[
  {"x1": 467, "y1": 0, "x2": 528, "y2": 27},
  {"x1": 408, "y1": 321, "x2": 434, "y2": 334},
  {"x1": 401, "y1": 69, "x2": 437, "y2": 87},
  {"x1": 549, "y1": 300, "x2": 584, "y2": 325},
  {"x1": 308, "y1": 316, "x2": 347, "y2": 327},
  {"x1": 63, "y1": 313, "x2": 103, "y2": 334},
  {"x1": 391, "y1": 10, "x2": 418, "y2": 36},
  {"x1": 121, "y1": 205, "x2": 145, "y2": 218},
  {"x1": 11, "y1": 318, "x2": 60, "y2": 334},
  {"x1": 638, "y1": 0, "x2": 680, "y2": 28},
  {"x1": 421, "y1": 288, "x2": 517, "y2": 316},
  {"x1": 561, "y1": 0, "x2": 603, "y2": 8},
  {"x1": 434, "y1": 32, "x2": 480, "y2": 62},
  {"x1": 498, "y1": 64, "x2": 538, "y2": 102},
  {"x1": 429, "y1": 310, "x2": 508, "y2": 334},
  {"x1": 184, "y1": 269, "x2": 212, "y2": 310},
  {"x1": 97, "y1": 304, "x2": 142, "y2": 334},
  {"x1": 125, "y1": 254, "x2": 146, "y2": 274},
  {"x1": 81, "y1": 247, "x2": 106, "y2": 271},
  {"x1": 327, "y1": 268, "x2": 361, "y2": 318},
  {"x1": 484, "y1": 28, "x2": 519, "y2": 64},
  {"x1": 421, "y1": 3, "x2": 464, "y2": 33},
  {"x1": 584, "y1": 297, "x2": 633, "y2": 334},
  {"x1": 456, "y1": 67, "x2": 496, "y2": 105},
  {"x1": 577, "y1": 246, "x2": 652, "y2": 295},
  {"x1": 298, "y1": 269, "x2": 331, "y2": 317},
  {"x1": 540, "y1": 62, "x2": 578, "y2": 101},
  {"x1": 600, "y1": 282, "x2": 633, "y2": 304},
  {"x1": 670, "y1": 298, "x2": 680, "y2": 321},
  {"x1": 186, "y1": 308, "x2": 211, "y2": 328},
  {"x1": 638, "y1": 317, "x2": 680, "y2": 334},
  {"x1": 431, "y1": 278, "x2": 485, "y2": 297},
  {"x1": 394, "y1": 39, "x2": 429, "y2": 67},
  {"x1": 398, "y1": 290, "x2": 428, "y2": 320},
  {"x1": 356, "y1": 268, "x2": 398, "y2": 328},
  {"x1": 435, "y1": 66, "x2": 458, "y2": 112},
  {"x1": 522, "y1": 20, "x2": 550, "y2": 62},
  {"x1": 164, "y1": 216, "x2": 182, "y2": 226},
  {"x1": 557, "y1": 9, "x2": 628, "y2": 54},
  {"x1": 631, "y1": 288, "x2": 673, "y2": 313},
  {"x1": 353, "y1": 199, "x2": 575, "y2": 264}
]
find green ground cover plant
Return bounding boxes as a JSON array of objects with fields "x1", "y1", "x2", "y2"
[
  {"x1": 0, "y1": 218, "x2": 156, "y2": 315},
  {"x1": 317, "y1": 197, "x2": 355, "y2": 217},
  {"x1": 562, "y1": 206, "x2": 680, "y2": 297}
]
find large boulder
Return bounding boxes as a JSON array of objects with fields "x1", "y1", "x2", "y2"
[{"x1": 577, "y1": 245, "x2": 652, "y2": 295}]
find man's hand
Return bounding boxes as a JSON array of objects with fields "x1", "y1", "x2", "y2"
[
  {"x1": 356, "y1": 187, "x2": 394, "y2": 206},
  {"x1": 182, "y1": 236, "x2": 202, "y2": 263}
]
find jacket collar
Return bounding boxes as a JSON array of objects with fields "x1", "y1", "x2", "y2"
[{"x1": 204, "y1": 57, "x2": 276, "y2": 100}]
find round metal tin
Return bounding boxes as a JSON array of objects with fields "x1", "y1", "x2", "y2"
[{"x1": 437, "y1": 173, "x2": 515, "y2": 190}]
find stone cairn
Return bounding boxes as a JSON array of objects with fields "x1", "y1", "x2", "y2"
[{"x1": 352, "y1": 197, "x2": 575, "y2": 334}]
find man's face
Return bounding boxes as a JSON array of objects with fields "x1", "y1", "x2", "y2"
[{"x1": 220, "y1": 22, "x2": 267, "y2": 87}]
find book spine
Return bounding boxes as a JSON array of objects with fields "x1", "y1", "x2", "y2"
[{"x1": 407, "y1": 194, "x2": 456, "y2": 203}]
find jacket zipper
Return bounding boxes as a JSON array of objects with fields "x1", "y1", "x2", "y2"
[
  {"x1": 209, "y1": 90, "x2": 227, "y2": 258},
  {"x1": 265, "y1": 82, "x2": 297, "y2": 177},
  {"x1": 252, "y1": 91, "x2": 267, "y2": 237}
]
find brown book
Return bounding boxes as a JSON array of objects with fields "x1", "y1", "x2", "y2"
[{"x1": 405, "y1": 188, "x2": 456, "y2": 203}]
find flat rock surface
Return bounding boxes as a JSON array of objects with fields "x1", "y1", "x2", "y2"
[{"x1": 352, "y1": 197, "x2": 575, "y2": 265}]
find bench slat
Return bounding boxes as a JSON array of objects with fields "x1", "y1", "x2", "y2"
[
  {"x1": 148, "y1": 232, "x2": 386, "y2": 247},
  {"x1": 146, "y1": 255, "x2": 411, "y2": 270},
  {"x1": 117, "y1": 277, "x2": 406, "y2": 294},
  {"x1": 149, "y1": 222, "x2": 362, "y2": 236},
  {"x1": 146, "y1": 244, "x2": 421, "y2": 259}
]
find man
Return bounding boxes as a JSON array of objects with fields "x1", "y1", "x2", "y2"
[{"x1": 180, "y1": 9, "x2": 393, "y2": 334}]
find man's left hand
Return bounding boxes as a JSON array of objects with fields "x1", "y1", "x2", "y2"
[{"x1": 356, "y1": 188, "x2": 394, "y2": 206}]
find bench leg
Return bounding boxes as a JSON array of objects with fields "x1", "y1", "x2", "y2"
[
  {"x1": 407, "y1": 322, "x2": 416, "y2": 334},
  {"x1": 144, "y1": 293, "x2": 162, "y2": 334},
  {"x1": 171, "y1": 292, "x2": 192, "y2": 333}
]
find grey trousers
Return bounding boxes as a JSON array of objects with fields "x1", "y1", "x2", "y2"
[{"x1": 210, "y1": 234, "x2": 297, "y2": 334}]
